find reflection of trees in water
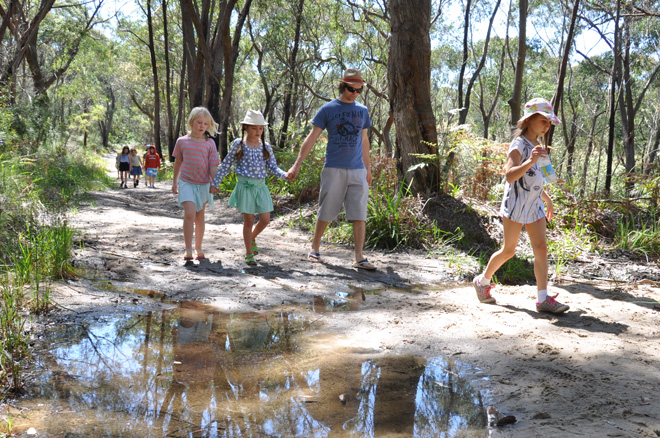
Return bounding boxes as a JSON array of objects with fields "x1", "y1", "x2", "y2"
[
  {"x1": 39, "y1": 307, "x2": 488, "y2": 437},
  {"x1": 414, "y1": 357, "x2": 488, "y2": 437}
]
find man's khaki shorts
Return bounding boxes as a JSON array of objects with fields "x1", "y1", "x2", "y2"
[{"x1": 317, "y1": 167, "x2": 368, "y2": 222}]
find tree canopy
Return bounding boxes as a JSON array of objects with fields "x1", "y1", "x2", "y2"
[{"x1": 2, "y1": 0, "x2": 660, "y2": 199}]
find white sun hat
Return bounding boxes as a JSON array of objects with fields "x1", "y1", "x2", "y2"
[{"x1": 240, "y1": 110, "x2": 268, "y2": 126}]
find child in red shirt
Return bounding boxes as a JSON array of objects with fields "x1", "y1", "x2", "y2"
[{"x1": 143, "y1": 145, "x2": 161, "y2": 188}]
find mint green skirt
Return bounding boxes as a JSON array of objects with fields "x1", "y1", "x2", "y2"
[{"x1": 229, "y1": 175, "x2": 274, "y2": 214}]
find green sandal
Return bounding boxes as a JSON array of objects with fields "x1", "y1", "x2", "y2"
[
  {"x1": 251, "y1": 241, "x2": 259, "y2": 255},
  {"x1": 245, "y1": 253, "x2": 257, "y2": 266}
]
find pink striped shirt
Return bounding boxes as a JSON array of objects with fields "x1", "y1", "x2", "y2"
[{"x1": 172, "y1": 135, "x2": 220, "y2": 184}]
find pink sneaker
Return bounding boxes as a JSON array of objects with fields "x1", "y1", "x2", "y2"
[
  {"x1": 536, "y1": 294, "x2": 569, "y2": 314},
  {"x1": 473, "y1": 276, "x2": 496, "y2": 304}
]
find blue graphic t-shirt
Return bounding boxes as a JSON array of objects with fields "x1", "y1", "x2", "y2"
[{"x1": 312, "y1": 99, "x2": 372, "y2": 169}]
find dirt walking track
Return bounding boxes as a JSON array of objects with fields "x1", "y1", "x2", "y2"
[{"x1": 23, "y1": 155, "x2": 660, "y2": 437}]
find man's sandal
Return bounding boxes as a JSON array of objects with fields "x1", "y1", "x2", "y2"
[
  {"x1": 245, "y1": 253, "x2": 257, "y2": 266},
  {"x1": 251, "y1": 241, "x2": 259, "y2": 255},
  {"x1": 353, "y1": 259, "x2": 376, "y2": 271}
]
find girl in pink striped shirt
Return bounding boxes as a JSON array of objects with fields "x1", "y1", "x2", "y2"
[{"x1": 172, "y1": 107, "x2": 220, "y2": 262}]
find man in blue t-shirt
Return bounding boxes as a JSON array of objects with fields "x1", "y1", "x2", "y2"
[{"x1": 287, "y1": 68, "x2": 376, "y2": 270}]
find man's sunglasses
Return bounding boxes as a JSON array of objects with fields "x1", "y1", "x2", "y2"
[{"x1": 346, "y1": 85, "x2": 364, "y2": 94}]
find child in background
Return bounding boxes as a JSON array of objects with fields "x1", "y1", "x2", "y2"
[
  {"x1": 115, "y1": 151, "x2": 121, "y2": 180},
  {"x1": 129, "y1": 147, "x2": 143, "y2": 187},
  {"x1": 172, "y1": 107, "x2": 220, "y2": 262},
  {"x1": 210, "y1": 110, "x2": 290, "y2": 266},
  {"x1": 118, "y1": 146, "x2": 131, "y2": 188},
  {"x1": 472, "y1": 98, "x2": 570, "y2": 314},
  {"x1": 143, "y1": 146, "x2": 150, "y2": 186},
  {"x1": 144, "y1": 145, "x2": 161, "y2": 188}
]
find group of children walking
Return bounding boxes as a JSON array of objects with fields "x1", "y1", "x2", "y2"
[
  {"x1": 116, "y1": 145, "x2": 162, "y2": 188},
  {"x1": 167, "y1": 98, "x2": 569, "y2": 314}
]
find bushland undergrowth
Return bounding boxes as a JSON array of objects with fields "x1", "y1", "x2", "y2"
[{"x1": 0, "y1": 141, "x2": 110, "y2": 395}]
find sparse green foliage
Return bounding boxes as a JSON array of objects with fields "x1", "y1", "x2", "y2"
[
  {"x1": 0, "y1": 275, "x2": 29, "y2": 392},
  {"x1": 0, "y1": 142, "x2": 113, "y2": 392},
  {"x1": 614, "y1": 217, "x2": 660, "y2": 257},
  {"x1": 274, "y1": 145, "x2": 325, "y2": 204}
]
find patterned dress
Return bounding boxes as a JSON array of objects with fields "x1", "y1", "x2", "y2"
[{"x1": 499, "y1": 136, "x2": 546, "y2": 224}]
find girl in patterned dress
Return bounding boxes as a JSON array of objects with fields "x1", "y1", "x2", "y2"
[
  {"x1": 210, "y1": 110, "x2": 289, "y2": 266},
  {"x1": 472, "y1": 98, "x2": 570, "y2": 314},
  {"x1": 172, "y1": 107, "x2": 220, "y2": 262}
]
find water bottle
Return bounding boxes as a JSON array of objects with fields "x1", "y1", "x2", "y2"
[{"x1": 537, "y1": 149, "x2": 557, "y2": 183}]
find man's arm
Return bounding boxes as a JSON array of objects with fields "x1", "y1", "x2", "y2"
[
  {"x1": 361, "y1": 128, "x2": 372, "y2": 185},
  {"x1": 287, "y1": 125, "x2": 323, "y2": 180}
]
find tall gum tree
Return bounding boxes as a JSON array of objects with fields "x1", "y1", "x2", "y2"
[
  {"x1": 508, "y1": 0, "x2": 527, "y2": 126},
  {"x1": 388, "y1": 0, "x2": 438, "y2": 194}
]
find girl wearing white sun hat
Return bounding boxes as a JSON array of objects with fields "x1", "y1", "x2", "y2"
[
  {"x1": 473, "y1": 98, "x2": 570, "y2": 315},
  {"x1": 210, "y1": 110, "x2": 290, "y2": 266}
]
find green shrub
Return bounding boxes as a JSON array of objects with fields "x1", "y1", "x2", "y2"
[
  {"x1": 614, "y1": 216, "x2": 660, "y2": 256},
  {"x1": 0, "y1": 275, "x2": 29, "y2": 392},
  {"x1": 273, "y1": 144, "x2": 325, "y2": 203},
  {"x1": 365, "y1": 157, "x2": 429, "y2": 250}
]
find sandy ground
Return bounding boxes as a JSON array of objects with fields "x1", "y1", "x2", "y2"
[{"x1": 13, "y1": 156, "x2": 660, "y2": 437}]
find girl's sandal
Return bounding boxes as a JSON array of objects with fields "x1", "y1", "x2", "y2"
[
  {"x1": 183, "y1": 252, "x2": 194, "y2": 261},
  {"x1": 251, "y1": 241, "x2": 259, "y2": 255},
  {"x1": 245, "y1": 253, "x2": 257, "y2": 266},
  {"x1": 195, "y1": 252, "x2": 206, "y2": 260}
]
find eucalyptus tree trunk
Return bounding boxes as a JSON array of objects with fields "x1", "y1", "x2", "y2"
[
  {"x1": 479, "y1": 0, "x2": 511, "y2": 139},
  {"x1": 388, "y1": 0, "x2": 438, "y2": 194},
  {"x1": 458, "y1": 0, "x2": 501, "y2": 125},
  {"x1": 620, "y1": 17, "x2": 635, "y2": 187},
  {"x1": 548, "y1": 0, "x2": 580, "y2": 147},
  {"x1": 146, "y1": 0, "x2": 162, "y2": 157},
  {"x1": 605, "y1": 0, "x2": 621, "y2": 195},
  {"x1": 0, "y1": 0, "x2": 56, "y2": 88},
  {"x1": 180, "y1": 0, "x2": 208, "y2": 107},
  {"x1": 98, "y1": 87, "x2": 116, "y2": 149},
  {"x1": 456, "y1": 0, "x2": 472, "y2": 124},
  {"x1": 162, "y1": 0, "x2": 174, "y2": 158},
  {"x1": 559, "y1": 93, "x2": 578, "y2": 179},
  {"x1": 172, "y1": 61, "x2": 187, "y2": 161},
  {"x1": 279, "y1": 0, "x2": 305, "y2": 149},
  {"x1": 581, "y1": 108, "x2": 604, "y2": 192},
  {"x1": 508, "y1": 0, "x2": 527, "y2": 127},
  {"x1": 215, "y1": 0, "x2": 253, "y2": 158},
  {"x1": 645, "y1": 124, "x2": 660, "y2": 175}
]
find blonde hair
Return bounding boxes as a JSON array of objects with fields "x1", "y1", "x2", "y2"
[{"x1": 187, "y1": 107, "x2": 218, "y2": 137}]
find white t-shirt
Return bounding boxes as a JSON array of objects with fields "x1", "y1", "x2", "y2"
[{"x1": 499, "y1": 136, "x2": 546, "y2": 224}]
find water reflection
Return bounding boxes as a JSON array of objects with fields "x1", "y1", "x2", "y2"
[
  {"x1": 313, "y1": 289, "x2": 366, "y2": 312},
  {"x1": 23, "y1": 303, "x2": 488, "y2": 437}
]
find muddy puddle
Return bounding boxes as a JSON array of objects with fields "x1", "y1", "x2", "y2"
[{"x1": 13, "y1": 299, "x2": 492, "y2": 437}]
